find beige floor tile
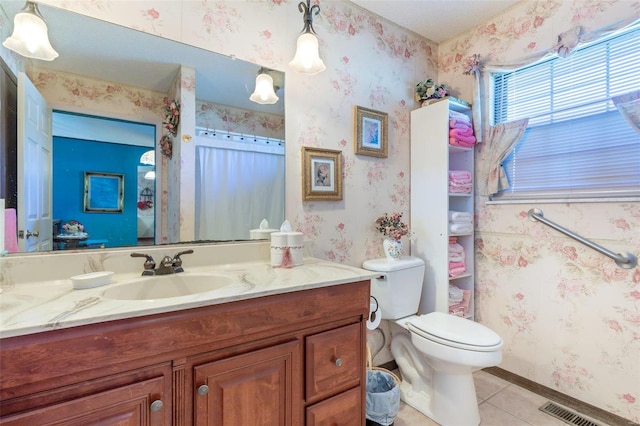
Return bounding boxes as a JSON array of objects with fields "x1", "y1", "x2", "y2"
[
  {"x1": 487, "y1": 385, "x2": 566, "y2": 426},
  {"x1": 394, "y1": 401, "x2": 440, "y2": 425},
  {"x1": 479, "y1": 401, "x2": 531, "y2": 426},
  {"x1": 474, "y1": 370, "x2": 510, "y2": 401}
]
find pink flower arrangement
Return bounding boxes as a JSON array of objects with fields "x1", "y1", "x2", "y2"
[
  {"x1": 375, "y1": 212, "x2": 410, "y2": 241},
  {"x1": 62, "y1": 220, "x2": 84, "y2": 233},
  {"x1": 162, "y1": 97, "x2": 180, "y2": 136}
]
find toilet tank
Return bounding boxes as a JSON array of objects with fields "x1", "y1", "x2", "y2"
[{"x1": 362, "y1": 256, "x2": 425, "y2": 320}]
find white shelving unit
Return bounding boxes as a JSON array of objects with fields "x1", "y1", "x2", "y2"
[{"x1": 410, "y1": 97, "x2": 475, "y2": 319}]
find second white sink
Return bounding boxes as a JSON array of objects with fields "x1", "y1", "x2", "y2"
[{"x1": 101, "y1": 273, "x2": 250, "y2": 301}]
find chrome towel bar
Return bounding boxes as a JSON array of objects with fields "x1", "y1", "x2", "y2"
[{"x1": 527, "y1": 208, "x2": 637, "y2": 269}]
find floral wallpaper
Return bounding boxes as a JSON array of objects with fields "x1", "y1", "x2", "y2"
[
  {"x1": 438, "y1": 1, "x2": 640, "y2": 422},
  {"x1": 196, "y1": 100, "x2": 285, "y2": 139},
  {"x1": 2, "y1": 0, "x2": 638, "y2": 422}
]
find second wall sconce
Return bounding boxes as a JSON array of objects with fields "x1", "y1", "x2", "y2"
[
  {"x1": 250, "y1": 67, "x2": 280, "y2": 105},
  {"x1": 3, "y1": 1, "x2": 58, "y2": 61},
  {"x1": 289, "y1": 0, "x2": 326, "y2": 75}
]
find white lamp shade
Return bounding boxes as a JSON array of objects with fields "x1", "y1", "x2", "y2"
[
  {"x1": 144, "y1": 170, "x2": 156, "y2": 180},
  {"x1": 3, "y1": 8, "x2": 58, "y2": 61},
  {"x1": 289, "y1": 33, "x2": 326, "y2": 75},
  {"x1": 250, "y1": 73, "x2": 279, "y2": 105}
]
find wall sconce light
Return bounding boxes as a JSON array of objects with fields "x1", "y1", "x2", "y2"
[
  {"x1": 3, "y1": 1, "x2": 58, "y2": 61},
  {"x1": 250, "y1": 68, "x2": 280, "y2": 105},
  {"x1": 144, "y1": 171, "x2": 156, "y2": 180},
  {"x1": 289, "y1": 0, "x2": 326, "y2": 75}
]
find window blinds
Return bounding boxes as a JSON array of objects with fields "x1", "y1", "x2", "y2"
[{"x1": 491, "y1": 25, "x2": 640, "y2": 201}]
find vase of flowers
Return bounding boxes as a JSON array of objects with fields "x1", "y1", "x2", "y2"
[
  {"x1": 415, "y1": 78, "x2": 448, "y2": 107},
  {"x1": 375, "y1": 212, "x2": 410, "y2": 260}
]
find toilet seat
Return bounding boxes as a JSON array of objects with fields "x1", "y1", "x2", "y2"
[{"x1": 407, "y1": 312, "x2": 503, "y2": 352}]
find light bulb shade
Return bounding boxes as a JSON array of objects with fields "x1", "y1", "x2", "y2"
[
  {"x1": 144, "y1": 170, "x2": 156, "y2": 180},
  {"x1": 289, "y1": 33, "x2": 326, "y2": 75},
  {"x1": 3, "y1": 4, "x2": 58, "y2": 61},
  {"x1": 250, "y1": 72, "x2": 279, "y2": 105}
]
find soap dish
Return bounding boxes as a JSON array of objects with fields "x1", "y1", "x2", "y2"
[{"x1": 71, "y1": 271, "x2": 114, "y2": 289}]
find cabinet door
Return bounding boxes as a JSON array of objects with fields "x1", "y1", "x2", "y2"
[
  {"x1": 306, "y1": 323, "x2": 361, "y2": 402},
  {"x1": 306, "y1": 387, "x2": 362, "y2": 426},
  {"x1": 193, "y1": 340, "x2": 300, "y2": 426},
  {"x1": 0, "y1": 376, "x2": 166, "y2": 426}
]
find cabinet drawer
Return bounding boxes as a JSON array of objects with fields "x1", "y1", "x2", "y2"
[
  {"x1": 306, "y1": 387, "x2": 362, "y2": 426},
  {"x1": 306, "y1": 322, "x2": 362, "y2": 402}
]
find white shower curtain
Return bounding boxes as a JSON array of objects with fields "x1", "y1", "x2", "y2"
[{"x1": 196, "y1": 140, "x2": 285, "y2": 241}]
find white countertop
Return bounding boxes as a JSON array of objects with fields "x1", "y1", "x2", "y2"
[{"x1": 0, "y1": 257, "x2": 377, "y2": 339}]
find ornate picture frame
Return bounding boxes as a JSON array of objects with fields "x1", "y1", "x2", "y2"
[
  {"x1": 302, "y1": 147, "x2": 343, "y2": 201},
  {"x1": 354, "y1": 105, "x2": 388, "y2": 158},
  {"x1": 84, "y1": 171, "x2": 124, "y2": 213}
]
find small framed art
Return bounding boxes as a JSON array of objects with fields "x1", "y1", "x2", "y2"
[
  {"x1": 302, "y1": 147, "x2": 343, "y2": 201},
  {"x1": 354, "y1": 105, "x2": 388, "y2": 158},
  {"x1": 84, "y1": 171, "x2": 124, "y2": 213}
]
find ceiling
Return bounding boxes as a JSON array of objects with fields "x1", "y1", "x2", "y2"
[{"x1": 351, "y1": 0, "x2": 522, "y2": 43}]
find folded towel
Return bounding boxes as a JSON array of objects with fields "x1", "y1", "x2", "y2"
[
  {"x1": 449, "y1": 127, "x2": 474, "y2": 138},
  {"x1": 450, "y1": 222, "x2": 473, "y2": 234},
  {"x1": 449, "y1": 289, "x2": 472, "y2": 316},
  {"x1": 449, "y1": 211, "x2": 473, "y2": 222},
  {"x1": 449, "y1": 266, "x2": 467, "y2": 277},
  {"x1": 449, "y1": 110, "x2": 471, "y2": 121},
  {"x1": 449, "y1": 182, "x2": 473, "y2": 194},
  {"x1": 449, "y1": 119, "x2": 473, "y2": 130},
  {"x1": 449, "y1": 284, "x2": 464, "y2": 303},
  {"x1": 450, "y1": 133, "x2": 477, "y2": 145},
  {"x1": 448, "y1": 170, "x2": 472, "y2": 180},
  {"x1": 449, "y1": 252, "x2": 464, "y2": 262},
  {"x1": 449, "y1": 242, "x2": 464, "y2": 253},
  {"x1": 449, "y1": 236, "x2": 457, "y2": 244},
  {"x1": 4, "y1": 208, "x2": 19, "y2": 253}
]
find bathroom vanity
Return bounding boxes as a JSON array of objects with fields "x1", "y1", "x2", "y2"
[{"x1": 0, "y1": 243, "x2": 374, "y2": 425}]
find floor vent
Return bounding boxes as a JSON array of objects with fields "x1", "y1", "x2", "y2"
[{"x1": 539, "y1": 401, "x2": 603, "y2": 426}]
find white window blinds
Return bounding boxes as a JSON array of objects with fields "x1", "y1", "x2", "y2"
[{"x1": 491, "y1": 25, "x2": 640, "y2": 201}]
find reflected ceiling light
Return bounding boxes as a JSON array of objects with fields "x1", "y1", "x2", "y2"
[
  {"x1": 289, "y1": 0, "x2": 326, "y2": 75},
  {"x1": 144, "y1": 170, "x2": 156, "y2": 180},
  {"x1": 249, "y1": 68, "x2": 280, "y2": 105},
  {"x1": 3, "y1": 1, "x2": 59, "y2": 61}
]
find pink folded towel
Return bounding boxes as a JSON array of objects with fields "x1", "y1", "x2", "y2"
[
  {"x1": 449, "y1": 170, "x2": 472, "y2": 180},
  {"x1": 449, "y1": 266, "x2": 467, "y2": 277},
  {"x1": 450, "y1": 133, "x2": 477, "y2": 144},
  {"x1": 449, "y1": 118, "x2": 472, "y2": 129},
  {"x1": 4, "y1": 208, "x2": 19, "y2": 253},
  {"x1": 450, "y1": 127, "x2": 474, "y2": 138},
  {"x1": 449, "y1": 289, "x2": 472, "y2": 316}
]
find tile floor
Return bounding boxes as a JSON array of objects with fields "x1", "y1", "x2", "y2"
[{"x1": 393, "y1": 369, "x2": 604, "y2": 426}]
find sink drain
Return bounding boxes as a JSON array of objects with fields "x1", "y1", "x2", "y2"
[{"x1": 539, "y1": 401, "x2": 603, "y2": 426}]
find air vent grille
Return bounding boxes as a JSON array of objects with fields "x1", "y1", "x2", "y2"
[{"x1": 539, "y1": 401, "x2": 603, "y2": 426}]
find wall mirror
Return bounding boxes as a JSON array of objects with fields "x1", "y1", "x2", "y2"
[{"x1": 0, "y1": 1, "x2": 286, "y2": 253}]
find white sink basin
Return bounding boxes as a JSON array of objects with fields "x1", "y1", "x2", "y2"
[{"x1": 101, "y1": 273, "x2": 250, "y2": 301}]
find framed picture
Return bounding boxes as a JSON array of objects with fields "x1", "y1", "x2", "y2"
[
  {"x1": 354, "y1": 105, "x2": 388, "y2": 158},
  {"x1": 302, "y1": 147, "x2": 343, "y2": 201},
  {"x1": 84, "y1": 171, "x2": 124, "y2": 213}
]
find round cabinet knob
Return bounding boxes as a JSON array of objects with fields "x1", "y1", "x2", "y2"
[
  {"x1": 197, "y1": 384, "x2": 209, "y2": 396},
  {"x1": 335, "y1": 358, "x2": 343, "y2": 367},
  {"x1": 150, "y1": 400, "x2": 163, "y2": 412}
]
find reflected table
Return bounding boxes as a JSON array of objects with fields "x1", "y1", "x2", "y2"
[{"x1": 54, "y1": 232, "x2": 89, "y2": 250}]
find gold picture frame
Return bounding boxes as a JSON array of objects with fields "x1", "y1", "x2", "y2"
[
  {"x1": 302, "y1": 147, "x2": 343, "y2": 201},
  {"x1": 354, "y1": 105, "x2": 388, "y2": 158}
]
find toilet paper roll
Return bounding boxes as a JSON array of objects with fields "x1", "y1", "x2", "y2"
[{"x1": 366, "y1": 300, "x2": 382, "y2": 330}]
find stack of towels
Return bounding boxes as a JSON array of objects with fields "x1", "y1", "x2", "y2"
[
  {"x1": 449, "y1": 236, "x2": 466, "y2": 277},
  {"x1": 449, "y1": 110, "x2": 476, "y2": 148},
  {"x1": 449, "y1": 210, "x2": 473, "y2": 235},
  {"x1": 449, "y1": 170, "x2": 472, "y2": 194},
  {"x1": 449, "y1": 284, "x2": 472, "y2": 317}
]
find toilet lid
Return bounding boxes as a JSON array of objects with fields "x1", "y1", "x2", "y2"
[{"x1": 407, "y1": 312, "x2": 503, "y2": 352}]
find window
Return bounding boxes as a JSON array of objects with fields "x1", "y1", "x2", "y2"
[{"x1": 491, "y1": 24, "x2": 640, "y2": 202}]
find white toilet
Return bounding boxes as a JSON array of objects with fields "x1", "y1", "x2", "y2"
[{"x1": 362, "y1": 256, "x2": 503, "y2": 426}]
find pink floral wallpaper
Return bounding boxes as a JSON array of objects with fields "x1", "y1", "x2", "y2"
[
  {"x1": 2, "y1": 0, "x2": 638, "y2": 422},
  {"x1": 439, "y1": 1, "x2": 640, "y2": 422}
]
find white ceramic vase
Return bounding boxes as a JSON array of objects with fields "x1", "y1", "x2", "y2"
[{"x1": 383, "y1": 238, "x2": 402, "y2": 260}]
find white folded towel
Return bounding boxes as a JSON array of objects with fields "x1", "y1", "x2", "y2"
[
  {"x1": 449, "y1": 242, "x2": 465, "y2": 254},
  {"x1": 448, "y1": 210, "x2": 473, "y2": 223},
  {"x1": 449, "y1": 252, "x2": 464, "y2": 262},
  {"x1": 449, "y1": 222, "x2": 473, "y2": 234},
  {"x1": 449, "y1": 284, "x2": 464, "y2": 303}
]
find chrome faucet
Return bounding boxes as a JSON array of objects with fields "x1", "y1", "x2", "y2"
[{"x1": 131, "y1": 250, "x2": 194, "y2": 276}]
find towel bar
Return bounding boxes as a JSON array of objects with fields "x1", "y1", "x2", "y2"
[{"x1": 528, "y1": 208, "x2": 637, "y2": 269}]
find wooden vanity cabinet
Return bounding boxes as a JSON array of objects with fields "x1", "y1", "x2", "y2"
[{"x1": 0, "y1": 280, "x2": 369, "y2": 426}]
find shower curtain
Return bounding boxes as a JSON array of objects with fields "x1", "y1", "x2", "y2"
[{"x1": 195, "y1": 138, "x2": 285, "y2": 241}]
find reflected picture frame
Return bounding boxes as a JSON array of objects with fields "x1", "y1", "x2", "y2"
[
  {"x1": 302, "y1": 147, "x2": 343, "y2": 201},
  {"x1": 84, "y1": 171, "x2": 124, "y2": 213},
  {"x1": 354, "y1": 105, "x2": 388, "y2": 158}
]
